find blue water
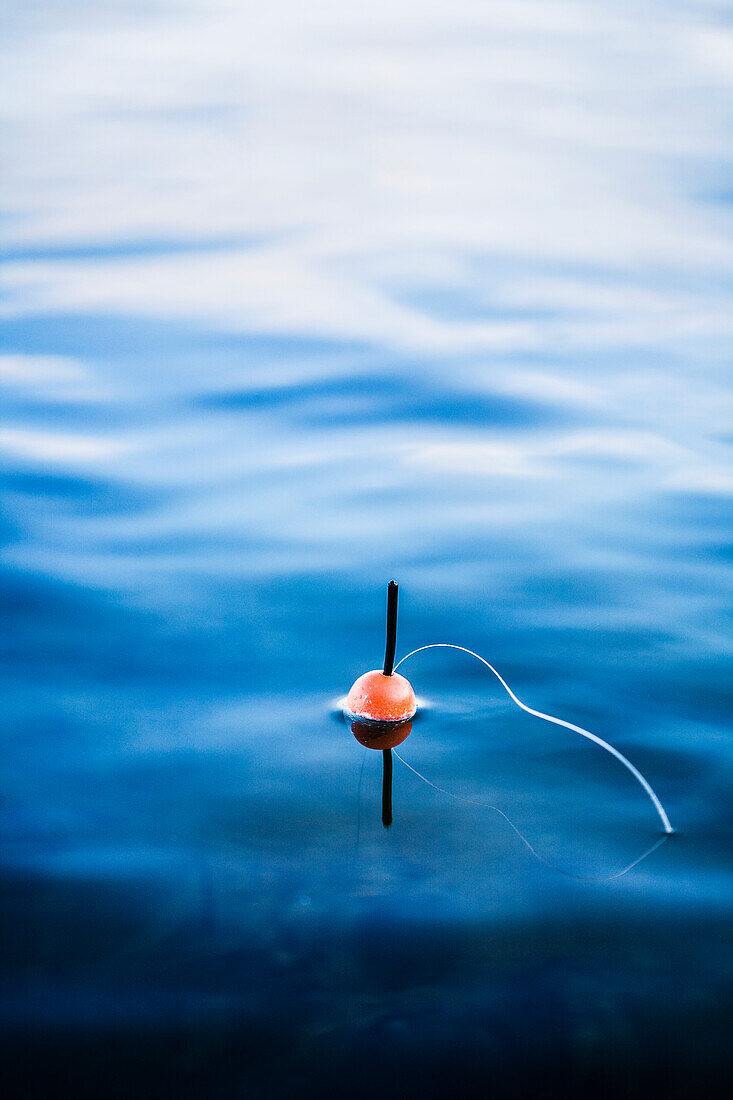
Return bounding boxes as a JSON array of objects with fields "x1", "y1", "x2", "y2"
[{"x1": 2, "y1": 1, "x2": 732, "y2": 1096}]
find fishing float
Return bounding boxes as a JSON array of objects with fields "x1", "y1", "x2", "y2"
[{"x1": 344, "y1": 581, "x2": 674, "y2": 836}]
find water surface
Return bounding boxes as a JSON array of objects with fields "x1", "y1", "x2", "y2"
[{"x1": 1, "y1": 1, "x2": 732, "y2": 1096}]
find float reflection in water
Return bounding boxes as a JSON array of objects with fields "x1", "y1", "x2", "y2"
[{"x1": 351, "y1": 719, "x2": 413, "y2": 829}]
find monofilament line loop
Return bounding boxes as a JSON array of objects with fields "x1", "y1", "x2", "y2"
[{"x1": 394, "y1": 643, "x2": 674, "y2": 835}]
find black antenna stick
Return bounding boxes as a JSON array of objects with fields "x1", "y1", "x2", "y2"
[{"x1": 383, "y1": 580, "x2": 398, "y2": 676}]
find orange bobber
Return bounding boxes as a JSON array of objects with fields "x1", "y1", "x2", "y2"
[{"x1": 345, "y1": 671, "x2": 416, "y2": 723}]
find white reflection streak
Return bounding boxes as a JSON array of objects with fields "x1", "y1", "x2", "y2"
[
  {"x1": 0, "y1": 354, "x2": 108, "y2": 403},
  {"x1": 0, "y1": 427, "x2": 126, "y2": 462}
]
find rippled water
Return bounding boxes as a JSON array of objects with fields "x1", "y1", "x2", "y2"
[{"x1": 2, "y1": 1, "x2": 732, "y2": 1096}]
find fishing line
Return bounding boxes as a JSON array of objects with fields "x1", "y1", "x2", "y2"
[{"x1": 394, "y1": 643, "x2": 674, "y2": 835}]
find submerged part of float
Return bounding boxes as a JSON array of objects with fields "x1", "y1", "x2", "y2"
[
  {"x1": 351, "y1": 718, "x2": 413, "y2": 750},
  {"x1": 344, "y1": 581, "x2": 417, "y2": 723}
]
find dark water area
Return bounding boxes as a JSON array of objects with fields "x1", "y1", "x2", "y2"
[{"x1": 2, "y1": 2, "x2": 733, "y2": 1097}]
